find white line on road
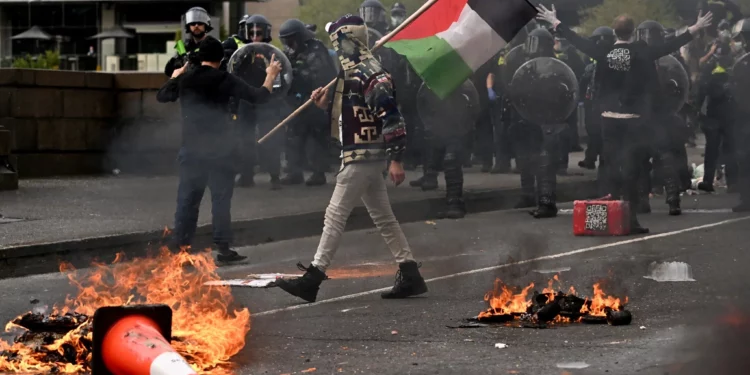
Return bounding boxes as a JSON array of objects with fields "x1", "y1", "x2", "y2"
[
  {"x1": 557, "y1": 208, "x2": 734, "y2": 214},
  {"x1": 253, "y1": 215, "x2": 750, "y2": 317}
]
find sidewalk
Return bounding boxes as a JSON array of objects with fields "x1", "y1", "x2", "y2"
[{"x1": 0, "y1": 146, "x2": 705, "y2": 278}]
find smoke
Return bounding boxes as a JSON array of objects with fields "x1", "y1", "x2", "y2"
[{"x1": 105, "y1": 117, "x2": 182, "y2": 176}]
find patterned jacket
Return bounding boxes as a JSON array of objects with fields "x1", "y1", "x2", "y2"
[{"x1": 327, "y1": 58, "x2": 406, "y2": 165}]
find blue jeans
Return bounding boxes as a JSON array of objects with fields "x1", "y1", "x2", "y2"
[{"x1": 173, "y1": 156, "x2": 236, "y2": 250}]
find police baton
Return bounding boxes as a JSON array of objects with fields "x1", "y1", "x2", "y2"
[{"x1": 257, "y1": 0, "x2": 440, "y2": 144}]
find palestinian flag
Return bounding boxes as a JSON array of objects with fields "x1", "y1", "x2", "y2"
[{"x1": 386, "y1": 0, "x2": 537, "y2": 99}]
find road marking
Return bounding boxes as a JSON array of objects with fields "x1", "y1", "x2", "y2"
[
  {"x1": 253, "y1": 215, "x2": 750, "y2": 317},
  {"x1": 557, "y1": 208, "x2": 734, "y2": 214}
]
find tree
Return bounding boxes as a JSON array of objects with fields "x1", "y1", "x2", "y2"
[
  {"x1": 577, "y1": 0, "x2": 680, "y2": 37},
  {"x1": 299, "y1": 0, "x2": 427, "y2": 45}
]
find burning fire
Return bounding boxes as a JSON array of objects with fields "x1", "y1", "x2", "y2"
[
  {"x1": 580, "y1": 283, "x2": 628, "y2": 317},
  {"x1": 0, "y1": 247, "x2": 250, "y2": 374},
  {"x1": 478, "y1": 275, "x2": 627, "y2": 323}
]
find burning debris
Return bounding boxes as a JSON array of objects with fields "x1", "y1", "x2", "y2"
[
  {"x1": 0, "y1": 248, "x2": 250, "y2": 374},
  {"x1": 471, "y1": 275, "x2": 632, "y2": 328}
]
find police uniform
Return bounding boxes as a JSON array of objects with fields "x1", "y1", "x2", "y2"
[{"x1": 279, "y1": 19, "x2": 339, "y2": 186}]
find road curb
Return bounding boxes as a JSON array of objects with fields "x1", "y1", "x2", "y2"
[{"x1": 0, "y1": 179, "x2": 598, "y2": 279}]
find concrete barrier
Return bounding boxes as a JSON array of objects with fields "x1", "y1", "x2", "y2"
[{"x1": 0, "y1": 69, "x2": 181, "y2": 177}]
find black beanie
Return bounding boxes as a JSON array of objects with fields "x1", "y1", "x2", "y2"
[{"x1": 197, "y1": 37, "x2": 225, "y2": 63}]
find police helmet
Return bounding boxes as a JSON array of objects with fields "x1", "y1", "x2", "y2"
[
  {"x1": 524, "y1": 27, "x2": 554, "y2": 56},
  {"x1": 279, "y1": 18, "x2": 314, "y2": 48},
  {"x1": 185, "y1": 7, "x2": 213, "y2": 32},
  {"x1": 636, "y1": 20, "x2": 664, "y2": 46},
  {"x1": 238, "y1": 15, "x2": 250, "y2": 41},
  {"x1": 246, "y1": 14, "x2": 272, "y2": 42},
  {"x1": 391, "y1": 2, "x2": 406, "y2": 16},
  {"x1": 590, "y1": 26, "x2": 615, "y2": 45},
  {"x1": 359, "y1": 0, "x2": 387, "y2": 26}
]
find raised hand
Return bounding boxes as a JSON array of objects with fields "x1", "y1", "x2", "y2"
[
  {"x1": 535, "y1": 4, "x2": 559, "y2": 26},
  {"x1": 695, "y1": 11, "x2": 714, "y2": 29},
  {"x1": 266, "y1": 53, "x2": 283, "y2": 76}
]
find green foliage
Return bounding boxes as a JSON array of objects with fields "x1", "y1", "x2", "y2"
[
  {"x1": 299, "y1": 0, "x2": 427, "y2": 45},
  {"x1": 11, "y1": 50, "x2": 60, "y2": 70},
  {"x1": 578, "y1": 0, "x2": 679, "y2": 37}
]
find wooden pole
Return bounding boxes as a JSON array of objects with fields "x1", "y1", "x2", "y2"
[{"x1": 257, "y1": 0, "x2": 440, "y2": 144}]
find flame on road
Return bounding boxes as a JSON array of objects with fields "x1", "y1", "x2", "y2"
[{"x1": 0, "y1": 248, "x2": 250, "y2": 374}]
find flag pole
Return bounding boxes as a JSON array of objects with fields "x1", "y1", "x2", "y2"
[{"x1": 257, "y1": 0, "x2": 440, "y2": 144}]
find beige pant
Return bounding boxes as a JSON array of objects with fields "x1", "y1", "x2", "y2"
[{"x1": 312, "y1": 162, "x2": 415, "y2": 272}]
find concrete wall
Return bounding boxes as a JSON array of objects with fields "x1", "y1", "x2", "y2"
[{"x1": 0, "y1": 68, "x2": 181, "y2": 177}]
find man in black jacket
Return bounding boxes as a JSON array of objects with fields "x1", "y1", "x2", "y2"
[
  {"x1": 156, "y1": 37, "x2": 282, "y2": 263},
  {"x1": 536, "y1": 4, "x2": 713, "y2": 233}
]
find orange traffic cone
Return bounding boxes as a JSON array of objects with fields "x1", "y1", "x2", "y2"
[{"x1": 92, "y1": 304, "x2": 197, "y2": 375}]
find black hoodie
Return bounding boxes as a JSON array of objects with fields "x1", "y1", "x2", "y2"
[{"x1": 157, "y1": 65, "x2": 270, "y2": 160}]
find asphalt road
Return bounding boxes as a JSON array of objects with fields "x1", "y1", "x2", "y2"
[{"x1": 1, "y1": 192, "x2": 749, "y2": 375}]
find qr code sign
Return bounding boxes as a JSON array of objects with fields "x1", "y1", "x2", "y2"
[{"x1": 584, "y1": 204, "x2": 608, "y2": 231}]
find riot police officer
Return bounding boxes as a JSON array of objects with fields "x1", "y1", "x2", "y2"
[
  {"x1": 696, "y1": 43, "x2": 737, "y2": 193},
  {"x1": 413, "y1": 80, "x2": 480, "y2": 219},
  {"x1": 635, "y1": 20, "x2": 686, "y2": 215},
  {"x1": 164, "y1": 7, "x2": 214, "y2": 77},
  {"x1": 233, "y1": 14, "x2": 286, "y2": 189},
  {"x1": 359, "y1": 0, "x2": 389, "y2": 35},
  {"x1": 222, "y1": 15, "x2": 249, "y2": 65},
  {"x1": 510, "y1": 27, "x2": 572, "y2": 218},
  {"x1": 279, "y1": 19, "x2": 338, "y2": 186},
  {"x1": 553, "y1": 36, "x2": 586, "y2": 173},
  {"x1": 390, "y1": 2, "x2": 407, "y2": 30},
  {"x1": 578, "y1": 26, "x2": 615, "y2": 179}
]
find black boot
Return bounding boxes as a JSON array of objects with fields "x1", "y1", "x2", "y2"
[
  {"x1": 667, "y1": 196, "x2": 681, "y2": 216},
  {"x1": 630, "y1": 221, "x2": 650, "y2": 234},
  {"x1": 438, "y1": 198, "x2": 466, "y2": 219},
  {"x1": 270, "y1": 175, "x2": 282, "y2": 190},
  {"x1": 697, "y1": 181, "x2": 715, "y2": 193},
  {"x1": 381, "y1": 261, "x2": 428, "y2": 299},
  {"x1": 530, "y1": 204, "x2": 558, "y2": 219},
  {"x1": 421, "y1": 174, "x2": 439, "y2": 191},
  {"x1": 306, "y1": 172, "x2": 327, "y2": 186},
  {"x1": 275, "y1": 263, "x2": 327, "y2": 303},
  {"x1": 409, "y1": 176, "x2": 425, "y2": 187},
  {"x1": 215, "y1": 244, "x2": 248, "y2": 264},
  {"x1": 280, "y1": 173, "x2": 304, "y2": 185}
]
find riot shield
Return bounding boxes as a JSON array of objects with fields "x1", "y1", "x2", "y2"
[
  {"x1": 227, "y1": 42, "x2": 294, "y2": 99},
  {"x1": 732, "y1": 52, "x2": 750, "y2": 105},
  {"x1": 656, "y1": 54, "x2": 690, "y2": 114},
  {"x1": 499, "y1": 45, "x2": 525, "y2": 90},
  {"x1": 509, "y1": 57, "x2": 578, "y2": 125},
  {"x1": 416, "y1": 79, "x2": 480, "y2": 139}
]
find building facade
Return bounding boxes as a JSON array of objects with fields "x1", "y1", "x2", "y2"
[{"x1": 0, "y1": 1, "x2": 263, "y2": 72}]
